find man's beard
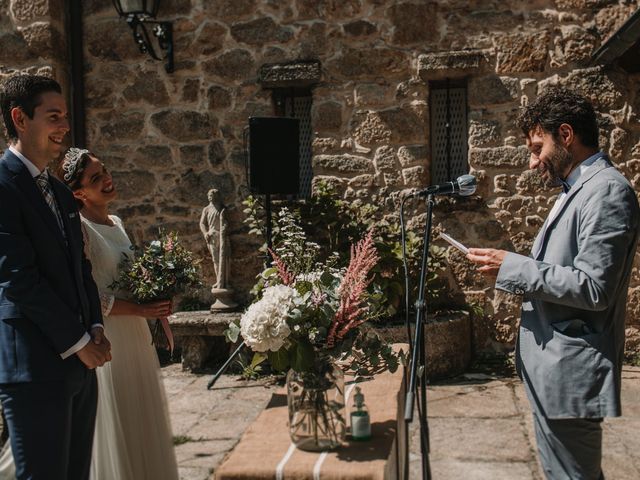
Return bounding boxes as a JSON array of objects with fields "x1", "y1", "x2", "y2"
[{"x1": 540, "y1": 143, "x2": 573, "y2": 190}]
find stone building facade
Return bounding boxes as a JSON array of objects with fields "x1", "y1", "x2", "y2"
[{"x1": 1, "y1": 0, "x2": 640, "y2": 356}]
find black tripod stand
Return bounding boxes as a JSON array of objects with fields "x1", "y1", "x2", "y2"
[
  {"x1": 404, "y1": 193, "x2": 435, "y2": 479},
  {"x1": 207, "y1": 193, "x2": 275, "y2": 390}
]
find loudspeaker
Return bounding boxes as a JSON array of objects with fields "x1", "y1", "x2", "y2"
[{"x1": 249, "y1": 117, "x2": 300, "y2": 195}]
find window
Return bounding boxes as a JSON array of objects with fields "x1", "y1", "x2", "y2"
[
  {"x1": 429, "y1": 80, "x2": 468, "y2": 184},
  {"x1": 273, "y1": 88, "x2": 313, "y2": 198}
]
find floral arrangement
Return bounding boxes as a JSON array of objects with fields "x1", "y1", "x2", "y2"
[
  {"x1": 110, "y1": 231, "x2": 202, "y2": 352},
  {"x1": 228, "y1": 208, "x2": 399, "y2": 376}
]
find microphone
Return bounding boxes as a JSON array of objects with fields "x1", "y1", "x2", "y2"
[{"x1": 415, "y1": 174, "x2": 476, "y2": 197}]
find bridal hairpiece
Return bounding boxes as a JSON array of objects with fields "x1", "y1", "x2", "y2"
[{"x1": 63, "y1": 147, "x2": 90, "y2": 182}]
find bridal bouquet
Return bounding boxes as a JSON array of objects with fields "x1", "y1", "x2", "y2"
[{"x1": 110, "y1": 231, "x2": 202, "y2": 352}]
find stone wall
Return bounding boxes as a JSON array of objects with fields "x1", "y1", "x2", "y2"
[
  {"x1": 0, "y1": 0, "x2": 68, "y2": 145},
  {"x1": 2, "y1": 0, "x2": 640, "y2": 356}
]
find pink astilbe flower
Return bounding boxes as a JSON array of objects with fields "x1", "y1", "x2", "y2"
[
  {"x1": 268, "y1": 248, "x2": 296, "y2": 286},
  {"x1": 165, "y1": 235, "x2": 175, "y2": 253},
  {"x1": 326, "y1": 232, "x2": 379, "y2": 347}
]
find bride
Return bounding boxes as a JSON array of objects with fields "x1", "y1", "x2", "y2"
[{"x1": 0, "y1": 148, "x2": 180, "y2": 479}]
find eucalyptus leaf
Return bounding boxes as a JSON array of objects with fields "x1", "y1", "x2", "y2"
[
  {"x1": 268, "y1": 349, "x2": 290, "y2": 372},
  {"x1": 289, "y1": 341, "x2": 315, "y2": 372}
]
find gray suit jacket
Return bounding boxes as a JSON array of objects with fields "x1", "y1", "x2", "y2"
[{"x1": 496, "y1": 155, "x2": 639, "y2": 418}]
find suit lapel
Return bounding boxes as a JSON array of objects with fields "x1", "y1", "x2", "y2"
[
  {"x1": 532, "y1": 156, "x2": 611, "y2": 260},
  {"x1": 3, "y1": 151, "x2": 69, "y2": 253}
]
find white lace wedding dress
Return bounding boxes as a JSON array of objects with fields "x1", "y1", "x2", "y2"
[{"x1": 0, "y1": 215, "x2": 179, "y2": 480}]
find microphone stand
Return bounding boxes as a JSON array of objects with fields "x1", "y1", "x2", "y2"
[
  {"x1": 207, "y1": 193, "x2": 274, "y2": 390},
  {"x1": 404, "y1": 193, "x2": 434, "y2": 480}
]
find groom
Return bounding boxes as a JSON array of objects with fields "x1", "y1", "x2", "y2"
[{"x1": 0, "y1": 74, "x2": 111, "y2": 479}]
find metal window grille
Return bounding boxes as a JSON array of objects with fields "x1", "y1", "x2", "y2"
[
  {"x1": 274, "y1": 90, "x2": 313, "y2": 198},
  {"x1": 430, "y1": 81, "x2": 468, "y2": 185}
]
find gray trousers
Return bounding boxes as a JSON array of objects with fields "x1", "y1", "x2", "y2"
[{"x1": 532, "y1": 410, "x2": 605, "y2": 480}]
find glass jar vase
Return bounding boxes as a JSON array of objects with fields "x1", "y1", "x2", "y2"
[{"x1": 286, "y1": 359, "x2": 345, "y2": 451}]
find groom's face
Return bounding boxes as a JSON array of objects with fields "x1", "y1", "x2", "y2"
[{"x1": 16, "y1": 91, "x2": 69, "y2": 163}]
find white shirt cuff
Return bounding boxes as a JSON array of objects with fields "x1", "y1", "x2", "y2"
[
  {"x1": 61, "y1": 333, "x2": 90, "y2": 360},
  {"x1": 91, "y1": 323, "x2": 104, "y2": 330}
]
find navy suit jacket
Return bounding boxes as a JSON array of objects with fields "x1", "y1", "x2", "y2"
[{"x1": 0, "y1": 149, "x2": 103, "y2": 383}]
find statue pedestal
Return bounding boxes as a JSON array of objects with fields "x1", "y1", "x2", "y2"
[{"x1": 210, "y1": 287, "x2": 238, "y2": 312}]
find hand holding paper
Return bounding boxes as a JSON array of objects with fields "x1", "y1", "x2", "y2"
[{"x1": 439, "y1": 232, "x2": 469, "y2": 254}]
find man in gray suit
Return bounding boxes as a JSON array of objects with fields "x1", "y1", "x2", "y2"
[{"x1": 467, "y1": 88, "x2": 639, "y2": 479}]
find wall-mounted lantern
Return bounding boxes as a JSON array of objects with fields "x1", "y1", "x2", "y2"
[{"x1": 112, "y1": 0, "x2": 174, "y2": 73}]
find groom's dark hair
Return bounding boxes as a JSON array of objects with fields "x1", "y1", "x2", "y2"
[
  {"x1": 517, "y1": 87, "x2": 599, "y2": 149},
  {"x1": 0, "y1": 74, "x2": 62, "y2": 142}
]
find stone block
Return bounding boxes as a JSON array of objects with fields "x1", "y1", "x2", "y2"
[
  {"x1": 375, "y1": 311, "x2": 471, "y2": 379},
  {"x1": 495, "y1": 31, "x2": 550, "y2": 74},
  {"x1": 373, "y1": 145, "x2": 398, "y2": 172},
  {"x1": 203, "y1": 0, "x2": 257, "y2": 20},
  {"x1": 135, "y1": 145, "x2": 173, "y2": 169},
  {"x1": 343, "y1": 20, "x2": 377, "y2": 37},
  {"x1": 207, "y1": 85, "x2": 232, "y2": 110},
  {"x1": 208, "y1": 141, "x2": 225, "y2": 167},
  {"x1": 230, "y1": 17, "x2": 293, "y2": 46},
  {"x1": 354, "y1": 83, "x2": 392, "y2": 107},
  {"x1": 258, "y1": 60, "x2": 321, "y2": 88},
  {"x1": 99, "y1": 111, "x2": 145, "y2": 142},
  {"x1": 295, "y1": 0, "x2": 362, "y2": 21},
  {"x1": 10, "y1": 0, "x2": 49, "y2": 22},
  {"x1": 515, "y1": 169, "x2": 545, "y2": 194},
  {"x1": 398, "y1": 145, "x2": 427, "y2": 167},
  {"x1": 203, "y1": 49, "x2": 255, "y2": 81},
  {"x1": 387, "y1": 2, "x2": 439, "y2": 45},
  {"x1": 151, "y1": 111, "x2": 216, "y2": 141},
  {"x1": 328, "y1": 47, "x2": 407, "y2": 79},
  {"x1": 296, "y1": 21, "x2": 330, "y2": 59},
  {"x1": 402, "y1": 165, "x2": 427, "y2": 187},
  {"x1": 85, "y1": 20, "x2": 139, "y2": 61},
  {"x1": 468, "y1": 76, "x2": 519, "y2": 106},
  {"x1": 469, "y1": 119, "x2": 501, "y2": 148},
  {"x1": 469, "y1": 146, "x2": 529, "y2": 169},
  {"x1": 312, "y1": 101, "x2": 342, "y2": 133},
  {"x1": 182, "y1": 79, "x2": 200, "y2": 103},
  {"x1": 21, "y1": 22, "x2": 64, "y2": 60},
  {"x1": 191, "y1": 22, "x2": 226, "y2": 56},
  {"x1": 180, "y1": 145, "x2": 206, "y2": 168},
  {"x1": 170, "y1": 170, "x2": 234, "y2": 205},
  {"x1": 352, "y1": 107, "x2": 425, "y2": 146},
  {"x1": 0, "y1": 32, "x2": 31, "y2": 63},
  {"x1": 417, "y1": 50, "x2": 485, "y2": 80},
  {"x1": 169, "y1": 311, "x2": 241, "y2": 371},
  {"x1": 555, "y1": 0, "x2": 614, "y2": 9},
  {"x1": 111, "y1": 170, "x2": 156, "y2": 200},
  {"x1": 551, "y1": 25, "x2": 597, "y2": 67},
  {"x1": 313, "y1": 154, "x2": 372, "y2": 174},
  {"x1": 123, "y1": 71, "x2": 169, "y2": 105}
]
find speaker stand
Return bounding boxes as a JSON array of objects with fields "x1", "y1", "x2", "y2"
[{"x1": 265, "y1": 193, "x2": 273, "y2": 263}]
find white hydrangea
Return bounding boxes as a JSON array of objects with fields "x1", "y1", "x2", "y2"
[{"x1": 240, "y1": 284, "x2": 297, "y2": 352}]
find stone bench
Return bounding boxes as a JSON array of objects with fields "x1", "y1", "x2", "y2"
[{"x1": 168, "y1": 311, "x2": 241, "y2": 371}]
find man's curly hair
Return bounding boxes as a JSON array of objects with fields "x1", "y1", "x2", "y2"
[{"x1": 516, "y1": 87, "x2": 599, "y2": 149}]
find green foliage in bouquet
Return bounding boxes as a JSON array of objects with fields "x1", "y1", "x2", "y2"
[
  {"x1": 242, "y1": 181, "x2": 451, "y2": 320},
  {"x1": 109, "y1": 231, "x2": 202, "y2": 302}
]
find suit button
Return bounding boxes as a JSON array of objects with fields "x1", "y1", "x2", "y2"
[{"x1": 515, "y1": 288, "x2": 524, "y2": 295}]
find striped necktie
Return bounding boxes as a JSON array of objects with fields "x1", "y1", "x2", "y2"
[{"x1": 35, "y1": 170, "x2": 66, "y2": 237}]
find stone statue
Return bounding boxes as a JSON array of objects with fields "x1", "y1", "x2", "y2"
[{"x1": 200, "y1": 188, "x2": 236, "y2": 311}]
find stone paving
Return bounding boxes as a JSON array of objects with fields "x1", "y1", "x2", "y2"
[{"x1": 163, "y1": 364, "x2": 640, "y2": 480}]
